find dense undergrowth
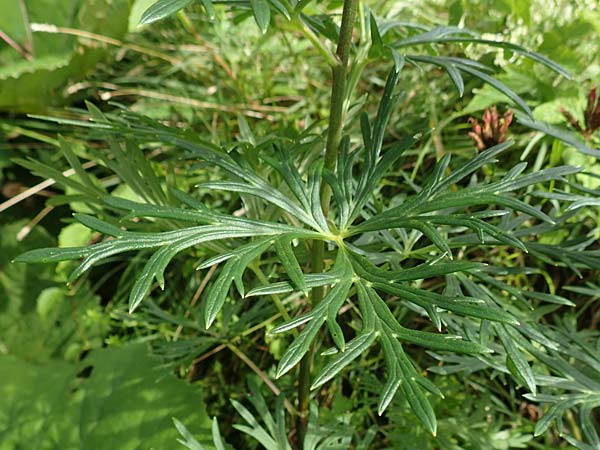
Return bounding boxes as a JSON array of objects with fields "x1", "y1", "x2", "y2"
[{"x1": 1, "y1": 1, "x2": 599, "y2": 449}]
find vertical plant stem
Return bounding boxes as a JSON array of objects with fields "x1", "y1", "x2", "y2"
[
  {"x1": 297, "y1": 0, "x2": 360, "y2": 445},
  {"x1": 18, "y1": 0, "x2": 35, "y2": 56}
]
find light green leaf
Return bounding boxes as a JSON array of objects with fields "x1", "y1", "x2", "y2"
[
  {"x1": 516, "y1": 113, "x2": 600, "y2": 158},
  {"x1": 204, "y1": 239, "x2": 273, "y2": 327},
  {"x1": 0, "y1": 344, "x2": 211, "y2": 448},
  {"x1": 311, "y1": 332, "x2": 377, "y2": 390},
  {"x1": 140, "y1": 0, "x2": 193, "y2": 25},
  {"x1": 245, "y1": 272, "x2": 340, "y2": 297},
  {"x1": 250, "y1": 0, "x2": 271, "y2": 34},
  {"x1": 174, "y1": 417, "x2": 209, "y2": 450},
  {"x1": 274, "y1": 237, "x2": 307, "y2": 294},
  {"x1": 496, "y1": 324, "x2": 537, "y2": 395},
  {"x1": 457, "y1": 64, "x2": 532, "y2": 117},
  {"x1": 276, "y1": 255, "x2": 353, "y2": 377},
  {"x1": 200, "y1": 0, "x2": 216, "y2": 20}
]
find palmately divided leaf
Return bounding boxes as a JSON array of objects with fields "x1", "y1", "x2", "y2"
[
  {"x1": 311, "y1": 331, "x2": 377, "y2": 390},
  {"x1": 378, "y1": 333, "x2": 402, "y2": 415},
  {"x1": 274, "y1": 237, "x2": 308, "y2": 294},
  {"x1": 379, "y1": 332, "x2": 437, "y2": 434},
  {"x1": 496, "y1": 323, "x2": 537, "y2": 395},
  {"x1": 199, "y1": 181, "x2": 320, "y2": 230},
  {"x1": 275, "y1": 276, "x2": 352, "y2": 376},
  {"x1": 275, "y1": 253, "x2": 353, "y2": 378},
  {"x1": 204, "y1": 238, "x2": 275, "y2": 327},
  {"x1": 245, "y1": 271, "x2": 342, "y2": 297},
  {"x1": 375, "y1": 282, "x2": 519, "y2": 325},
  {"x1": 392, "y1": 28, "x2": 570, "y2": 78},
  {"x1": 276, "y1": 315, "x2": 325, "y2": 379},
  {"x1": 349, "y1": 251, "x2": 483, "y2": 283},
  {"x1": 366, "y1": 286, "x2": 488, "y2": 354},
  {"x1": 347, "y1": 68, "x2": 427, "y2": 227}
]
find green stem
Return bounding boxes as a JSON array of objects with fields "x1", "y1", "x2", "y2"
[
  {"x1": 296, "y1": 17, "x2": 338, "y2": 68},
  {"x1": 297, "y1": 0, "x2": 360, "y2": 445},
  {"x1": 250, "y1": 265, "x2": 293, "y2": 323}
]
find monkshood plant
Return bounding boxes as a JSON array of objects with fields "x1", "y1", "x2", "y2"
[{"x1": 16, "y1": 0, "x2": 600, "y2": 448}]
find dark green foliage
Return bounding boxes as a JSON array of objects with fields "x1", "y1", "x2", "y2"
[
  {"x1": 0, "y1": 0, "x2": 130, "y2": 111},
  {"x1": 0, "y1": 344, "x2": 211, "y2": 449},
  {"x1": 3, "y1": 1, "x2": 600, "y2": 449}
]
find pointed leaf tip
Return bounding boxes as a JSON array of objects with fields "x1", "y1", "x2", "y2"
[
  {"x1": 250, "y1": 0, "x2": 270, "y2": 34},
  {"x1": 140, "y1": 0, "x2": 193, "y2": 25}
]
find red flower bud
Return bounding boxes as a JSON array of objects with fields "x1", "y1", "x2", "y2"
[{"x1": 468, "y1": 106, "x2": 513, "y2": 150}]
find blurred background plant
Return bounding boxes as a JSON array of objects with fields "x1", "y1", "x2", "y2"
[{"x1": 1, "y1": 0, "x2": 599, "y2": 449}]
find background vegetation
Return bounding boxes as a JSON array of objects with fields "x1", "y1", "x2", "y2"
[{"x1": 0, "y1": 0, "x2": 599, "y2": 449}]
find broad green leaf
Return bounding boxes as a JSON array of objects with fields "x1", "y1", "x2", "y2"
[
  {"x1": 79, "y1": 344, "x2": 211, "y2": 447},
  {"x1": 0, "y1": 0, "x2": 129, "y2": 111},
  {"x1": 0, "y1": 344, "x2": 211, "y2": 449},
  {"x1": 140, "y1": 0, "x2": 193, "y2": 25},
  {"x1": 250, "y1": 0, "x2": 271, "y2": 34}
]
